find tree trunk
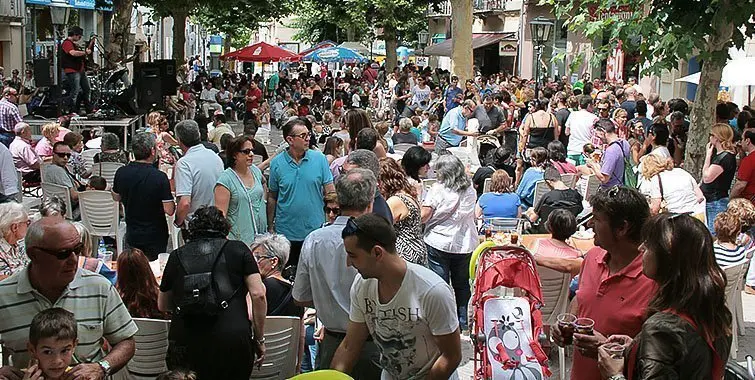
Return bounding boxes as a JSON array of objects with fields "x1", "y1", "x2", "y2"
[
  {"x1": 346, "y1": 26, "x2": 356, "y2": 42},
  {"x1": 223, "y1": 32, "x2": 233, "y2": 69},
  {"x1": 384, "y1": 25, "x2": 398, "y2": 74},
  {"x1": 450, "y1": 0, "x2": 473, "y2": 84},
  {"x1": 172, "y1": 10, "x2": 188, "y2": 65},
  {"x1": 107, "y1": 0, "x2": 133, "y2": 66}
]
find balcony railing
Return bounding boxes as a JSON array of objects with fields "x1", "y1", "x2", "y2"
[
  {"x1": 0, "y1": 0, "x2": 24, "y2": 19},
  {"x1": 426, "y1": 0, "x2": 451, "y2": 17},
  {"x1": 474, "y1": 0, "x2": 506, "y2": 13}
]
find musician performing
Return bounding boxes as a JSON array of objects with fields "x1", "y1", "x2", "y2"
[{"x1": 61, "y1": 26, "x2": 93, "y2": 115}]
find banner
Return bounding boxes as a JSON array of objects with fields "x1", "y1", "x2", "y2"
[{"x1": 606, "y1": 41, "x2": 624, "y2": 83}]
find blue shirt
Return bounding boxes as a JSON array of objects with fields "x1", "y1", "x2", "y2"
[
  {"x1": 478, "y1": 192, "x2": 520, "y2": 219},
  {"x1": 269, "y1": 149, "x2": 334, "y2": 241},
  {"x1": 516, "y1": 168, "x2": 544, "y2": 208},
  {"x1": 444, "y1": 86, "x2": 462, "y2": 110},
  {"x1": 438, "y1": 106, "x2": 467, "y2": 147}
]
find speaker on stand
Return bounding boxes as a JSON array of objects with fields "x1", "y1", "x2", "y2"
[{"x1": 136, "y1": 63, "x2": 163, "y2": 112}]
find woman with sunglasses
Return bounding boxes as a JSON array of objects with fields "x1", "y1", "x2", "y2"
[
  {"x1": 0, "y1": 202, "x2": 30, "y2": 277},
  {"x1": 597, "y1": 213, "x2": 731, "y2": 379},
  {"x1": 250, "y1": 234, "x2": 302, "y2": 318},
  {"x1": 214, "y1": 136, "x2": 267, "y2": 246}
]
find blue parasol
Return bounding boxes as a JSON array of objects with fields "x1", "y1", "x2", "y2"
[{"x1": 302, "y1": 46, "x2": 367, "y2": 63}]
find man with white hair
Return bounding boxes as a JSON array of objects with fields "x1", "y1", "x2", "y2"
[
  {"x1": 9, "y1": 122, "x2": 41, "y2": 183},
  {"x1": 0, "y1": 87, "x2": 22, "y2": 147}
]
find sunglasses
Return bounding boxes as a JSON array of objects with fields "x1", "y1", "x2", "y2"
[
  {"x1": 598, "y1": 107, "x2": 609, "y2": 111},
  {"x1": 343, "y1": 217, "x2": 389, "y2": 248},
  {"x1": 29, "y1": 243, "x2": 84, "y2": 260},
  {"x1": 324, "y1": 206, "x2": 340, "y2": 215},
  {"x1": 54, "y1": 152, "x2": 71, "y2": 158},
  {"x1": 239, "y1": 148, "x2": 254, "y2": 155},
  {"x1": 289, "y1": 132, "x2": 309, "y2": 140}
]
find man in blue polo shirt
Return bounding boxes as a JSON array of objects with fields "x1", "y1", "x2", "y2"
[
  {"x1": 268, "y1": 117, "x2": 335, "y2": 275},
  {"x1": 443, "y1": 76, "x2": 463, "y2": 112},
  {"x1": 435, "y1": 99, "x2": 478, "y2": 155}
]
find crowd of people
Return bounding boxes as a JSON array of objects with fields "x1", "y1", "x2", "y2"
[{"x1": 0, "y1": 54, "x2": 753, "y2": 380}]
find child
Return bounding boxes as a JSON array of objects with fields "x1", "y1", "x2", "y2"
[
  {"x1": 86, "y1": 176, "x2": 107, "y2": 191},
  {"x1": 259, "y1": 102, "x2": 271, "y2": 131},
  {"x1": 713, "y1": 211, "x2": 748, "y2": 269},
  {"x1": 26, "y1": 308, "x2": 77, "y2": 380}
]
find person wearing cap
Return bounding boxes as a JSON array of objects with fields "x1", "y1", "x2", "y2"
[
  {"x1": 0, "y1": 87, "x2": 21, "y2": 148},
  {"x1": 61, "y1": 26, "x2": 92, "y2": 114}
]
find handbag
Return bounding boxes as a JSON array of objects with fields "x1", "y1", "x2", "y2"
[{"x1": 658, "y1": 172, "x2": 669, "y2": 213}]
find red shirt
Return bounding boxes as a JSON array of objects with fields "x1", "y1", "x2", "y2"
[
  {"x1": 572, "y1": 247, "x2": 657, "y2": 380},
  {"x1": 737, "y1": 151, "x2": 755, "y2": 199},
  {"x1": 245, "y1": 87, "x2": 262, "y2": 111},
  {"x1": 61, "y1": 39, "x2": 84, "y2": 74}
]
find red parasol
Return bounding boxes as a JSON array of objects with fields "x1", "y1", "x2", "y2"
[{"x1": 220, "y1": 41, "x2": 300, "y2": 62}]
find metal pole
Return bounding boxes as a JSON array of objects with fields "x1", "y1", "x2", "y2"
[
  {"x1": 147, "y1": 36, "x2": 152, "y2": 62},
  {"x1": 534, "y1": 45, "x2": 540, "y2": 99},
  {"x1": 53, "y1": 27, "x2": 59, "y2": 86}
]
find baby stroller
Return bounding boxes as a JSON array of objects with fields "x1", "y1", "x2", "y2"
[{"x1": 471, "y1": 244, "x2": 550, "y2": 380}]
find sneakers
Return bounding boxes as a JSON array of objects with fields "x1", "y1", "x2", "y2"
[{"x1": 745, "y1": 285, "x2": 755, "y2": 295}]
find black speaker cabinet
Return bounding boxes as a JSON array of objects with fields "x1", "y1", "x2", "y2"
[{"x1": 33, "y1": 59, "x2": 52, "y2": 88}]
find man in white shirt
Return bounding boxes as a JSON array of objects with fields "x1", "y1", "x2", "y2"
[
  {"x1": 0, "y1": 142, "x2": 18, "y2": 203},
  {"x1": 199, "y1": 82, "x2": 221, "y2": 118},
  {"x1": 293, "y1": 168, "x2": 381, "y2": 379},
  {"x1": 565, "y1": 95, "x2": 599, "y2": 165},
  {"x1": 331, "y1": 213, "x2": 462, "y2": 380}
]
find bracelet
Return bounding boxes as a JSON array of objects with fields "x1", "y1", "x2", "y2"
[
  {"x1": 607, "y1": 375, "x2": 626, "y2": 380},
  {"x1": 254, "y1": 336, "x2": 266, "y2": 344}
]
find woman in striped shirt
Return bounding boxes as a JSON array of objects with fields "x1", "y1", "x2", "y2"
[{"x1": 713, "y1": 211, "x2": 748, "y2": 268}]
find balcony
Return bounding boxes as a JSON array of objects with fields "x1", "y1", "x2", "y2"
[
  {"x1": 426, "y1": 0, "x2": 451, "y2": 18},
  {"x1": 474, "y1": 0, "x2": 506, "y2": 13},
  {"x1": 0, "y1": 0, "x2": 23, "y2": 19}
]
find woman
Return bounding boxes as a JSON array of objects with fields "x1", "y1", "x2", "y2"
[
  {"x1": 0, "y1": 202, "x2": 30, "y2": 276},
  {"x1": 116, "y1": 248, "x2": 165, "y2": 319},
  {"x1": 73, "y1": 222, "x2": 116, "y2": 284},
  {"x1": 63, "y1": 131, "x2": 90, "y2": 179},
  {"x1": 628, "y1": 119, "x2": 646, "y2": 166},
  {"x1": 401, "y1": 146, "x2": 432, "y2": 197},
  {"x1": 421, "y1": 154, "x2": 478, "y2": 330},
  {"x1": 519, "y1": 98, "x2": 559, "y2": 153},
  {"x1": 392, "y1": 117, "x2": 419, "y2": 145},
  {"x1": 324, "y1": 192, "x2": 340, "y2": 225},
  {"x1": 463, "y1": 79, "x2": 480, "y2": 103},
  {"x1": 612, "y1": 108, "x2": 629, "y2": 140},
  {"x1": 94, "y1": 132, "x2": 129, "y2": 165},
  {"x1": 250, "y1": 234, "x2": 303, "y2": 317},
  {"x1": 34, "y1": 123, "x2": 61, "y2": 158},
  {"x1": 530, "y1": 209, "x2": 583, "y2": 276},
  {"x1": 323, "y1": 136, "x2": 344, "y2": 165},
  {"x1": 155, "y1": 115, "x2": 179, "y2": 165},
  {"x1": 547, "y1": 140, "x2": 577, "y2": 174},
  {"x1": 379, "y1": 157, "x2": 427, "y2": 265},
  {"x1": 516, "y1": 147, "x2": 549, "y2": 208},
  {"x1": 214, "y1": 136, "x2": 267, "y2": 246},
  {"x1": 475, "y1": 170, "x2": 520, "y2": 219},
  {"x1": 147, "y1": 111, "x2": 163, "y2": 132},
  {"x1": 597, "y1": 213, "x2": 731, "y2": 379},
  {"x1": 345, "y1": 108, "x2": 386, "y2": 157},
  {"x1": 159, "y1": 206, "x2": 267, "y2": 379},
  {"x1": 639, "y1": 155, "x2": 704, "y2": 215},
  {"x1": 700, "y1": 123, "x2": 737, "y2": 232}
]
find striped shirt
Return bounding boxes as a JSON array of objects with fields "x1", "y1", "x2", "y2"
[
  {"x1": 0, "y1": 267, "x2": 138, "y2": 367},
  {"x1": 713, "y1": 242, "x2": 748, "y2": 269},
  {"x1": 0, "y1": 98, "x2": 21, "y2": 133}
]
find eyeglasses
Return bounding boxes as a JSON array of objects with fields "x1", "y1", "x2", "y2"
[
  {"x1": 16, "y1": 219, "x2": 31, "y2": 227},
  {"x1": 343, "y1": 217, "x2": 388, "y2": 248},
  {"x1": 598, "y1": 107, "x2": 609, "y2": 111},
  {"x1": 54, "y1": 152, "x2": 71, "y2": 158},
  {"x1": 253, "y1": 255, "x2": 275, "y2": 262},
  {"x1": 324, "y1": 206, "x2": 340, "y2": 215},
  {"x1": 239, "y1": 148, "x2": 254, "y2": 155},
  {"x1": 29, "y1": 243, "x2": 84, "y2": 260},
  {"x1": 289, "y1": 132, "x2": 309, "y2": 140}
]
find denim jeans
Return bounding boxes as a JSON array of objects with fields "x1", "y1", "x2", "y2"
[
  {"x1": 301, "y1": 324, "x2": 317, "y2": 372},
  {"x1": 426, "y1": 244, "x2": 471, "y2": 329},
  {"x1": 64, "y1": 71, "x2": 91, "y2": 112},
  {"x1": 706, "y1": 197, "x2": 729, "y2": 233}
]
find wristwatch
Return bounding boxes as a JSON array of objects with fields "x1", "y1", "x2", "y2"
[
  {"x1": 255, "y1": 336, "x2": 266, "y2": 344},
  {"x1": 97, "y1": 359, "x2": 112, "y2": 377},
  {"x1": 607, "y1": 375, "x2": 626, "y2": 380}
]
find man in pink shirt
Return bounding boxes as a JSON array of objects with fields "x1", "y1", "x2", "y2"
[
  {"x1": 8, "y1": 122, "x2": 40, "y2": 182},
  {"x1": 551, "y1": 186, "x2": 656, "y2": 380}
]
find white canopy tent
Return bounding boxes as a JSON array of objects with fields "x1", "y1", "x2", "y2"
[{"x1": 676, "y1": 51, "x2": 755, "y2": 107}]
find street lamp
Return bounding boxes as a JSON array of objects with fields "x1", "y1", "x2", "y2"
[
  {"x1": 49, "y1": 0, "x2": 72, "y2": 88},
  {"x1": 529, "y1": 16, "x2": 554, "y2": 99},
  {"x1": 200, "y1": 29, "x2": 207, "y2": 70},
  {"x1": 143, "y1": 19, "x2": 155, "y2": 62}
]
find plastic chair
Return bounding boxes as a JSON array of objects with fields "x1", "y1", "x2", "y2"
[
  {"x1": 393, "y1": 143, "x2": 418, "y2": 154},
  {"x1": 483, "y1": 177, "x2": 492, "y2": 193},
  {"x1": 249, "y1": 316, "x2": 302, "y2": 379},
  {"x1": 78, "y1": 190, "x2": 122, "y2": 255},
  {"x1": 289, "y1": 370, "x2": 354, "y2": 379},
  {"x1": 256, "y1": 127, "x2": 271, "y2": 145},
  {"x1": 92, "y1": 162, "x2": 124, "y2": 189},
  {"x1": 81, "y1": 149, "x2": 101, "y2": 172},
  {"x1": 124, "y1": 318, "x2": 170, "y2": 380},
  {"x1": 561, "y1": 173, "x2": 577, "y2": 189},
  {"x1": 582, "y1": 174, "x2": 601, "y2": 202},
  {"x1": 725, "y1": 262, "x2": 748, "y2": 359},
  {"x1": 41, "y1": 182, "x2": 73, "y2": 220},
  {"x1": 532, "y1": 180, "x2": 551, "y2": 208},
  {"x1": 537, "y1": 264, "x2": 572, "y2": 380}
]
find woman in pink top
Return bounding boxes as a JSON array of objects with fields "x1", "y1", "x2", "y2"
[
  {"x1": 548, "y1": 140, "x2": 578, "y2": 174},
  {"x1": 530, "y1": 209, "x2": 583, "y2": 276}
]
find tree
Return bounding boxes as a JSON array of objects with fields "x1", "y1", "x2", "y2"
[
  {"x1": 544, "y1": 0, "x2": 755, "y2": 179},
  {"x1": 450, "y1": 0, "x2": 473, "y2": 83},
  {"x1": 137, "y1": 0, "x2": 197, "y2": 64}
]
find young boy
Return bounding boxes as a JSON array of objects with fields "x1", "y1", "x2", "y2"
[
  {"x1": 86, "y1": 176, "x2": 107, "y2": 191},
  {"x1": 26, "y1": 308, "x2": 77, "y2": 380}
]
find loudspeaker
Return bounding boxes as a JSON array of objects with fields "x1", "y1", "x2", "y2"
[
  {"x1": 136, "y1": 63, "x2": 162, "y2": 111},
  {"x1": 113, "y1": 86, "x2": 138, "y2": 115},
  {"x1": 33, "y1": 59, "x2": 52, "y2": 88},
  {"x1": 154, "y1": 59, "x2": 178, "y2": 96}
]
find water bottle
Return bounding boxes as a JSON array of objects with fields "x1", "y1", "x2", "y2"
[{"x1": 98, "y1": 238, "x2": 107, "y2": 258}]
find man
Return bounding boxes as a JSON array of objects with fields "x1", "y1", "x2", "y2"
[
  {"x1": 199, "y1": 82, "x2": 221, "y2": 118},
  {"x1": 293, "y1": 169, "x2": 381, "y2": 379},
  {"x1": 731, "y1": 130, "x2": 755, "y2": 199},
  {"x1": 208, "y1": 113, "x2": 234, "y2": 145},
  {"x1": 241, "y1": 122, "x2": 269, "y2": 163},
  {"x1": 554, "y1": 92, "x2": 571, "y2": 147},
  {"x1": 630, "y1": 100, "x2": 653, "y2": 134},
  {"x1": 331, "y1": 213, "x2": 462, "y2": 379},
  {"x1": 595, "y1": 99, "x2": 612, "y2": 120},
  {"x1": 0, "y1": 87, "x2": 22, "y2": 147},
  {"x1": 342, "y1": 149, "x2": 393, "y2": 223},
  {"x1": 0, "y1": 142, "x2": 18, "y2": 203},
  {"x1": 435, "y1": 99, "x2": 478, "y2": 155},
  {"x1": 245, "y1": 81, "x2": 263, "y2": 121},
  {"x1": 42, "y1": 142, "x2": 83, "y2": 213},
  {"x1": 0, "y1": 218, "x2": 137, "y2": 380},
  {"x1": 61, "y1": 26, "x2": 91, "y2": 114},
  {"x1": 473, "y1": 95, "x2": 506, "y2": 135},
  {"x1": 173, "y1": 120, "x2": 223, "y2": 228},
  {"x1": 584, "y1": 119, "x2": 630, "y2": 188},
  {"x1": 524, "y1": 165, "x2": 583, "y2": 229},
  {"x1": 443, "y1": 76, "x2": 463, "y2": 112},
  {"x1": 268, "y1": 118, "x2": 335, "y2": 272},
  {"x1": 9, "y1": 122, "x2": 40, "y2": 183},
  {"x1": 619, "y1": 86, "x2": 637, "y2": 120},
  {"x1": 551, "y1": 187, "x2": 655, "y2": 380},
  {"x1": 112, "y1": 132, "x2": 175, "y2": 261},
  {"x1": 565, "y1": 95, "x2": 598, "y2": 165},
  {"x1": 267, "y1": 71, "x2": 279, "y2": 98}
]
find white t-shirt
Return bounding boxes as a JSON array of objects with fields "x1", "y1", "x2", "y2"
[
  {"x1": 422, "y1": 184, "x2": 478, "y2": 254},
  {"x1": 565, "y1": 110, "x2": 599, "y2": 156},
  {"x1": 349, "y1": 263, "x2": 459, "y2": 380},
  {"x1": 411, "y1": 85, "x2": 432, "y2": 110},
  {"x1": 638, "y1": 168, "x2": 700, "y2": 213},
  {"x1": 200, "y1": 88, "x2": 219, "y2": 102}
]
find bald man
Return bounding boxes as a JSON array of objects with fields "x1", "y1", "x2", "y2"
[{"x1": 0, "y1": 218, "x2": 137, "y2": 380}]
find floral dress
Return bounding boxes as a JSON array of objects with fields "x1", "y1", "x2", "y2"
[
  {"x1": 0, "y1": 238, "x2": 29, "y2": 276},
  {"x1": 393, "y1": 193, "x2": 427, "y2": 265}
]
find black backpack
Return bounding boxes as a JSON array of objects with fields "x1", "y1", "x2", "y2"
[{"x1": 172, "y1": 238, "x2": 238, "y2": 316}]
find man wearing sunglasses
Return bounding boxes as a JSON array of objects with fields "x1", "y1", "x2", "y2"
[
  {"x1": 41, "y1": 142, "x2": 83, "y2": 216},
  {"x1": 331, "y1": 213, "x2": 461, "y2": 379},
  {"x1": 0, "y1": 218, "x2": 137, "y2": 380},
  {"x1": 0, "y1": 87, "x2": 22, "y2": 148}
]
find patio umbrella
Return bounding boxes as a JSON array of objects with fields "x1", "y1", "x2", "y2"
[
  {"x1": 220, "y1": 41, "x2": 299, "y2": 62},
  {"x1": 338, "y1": 42, "x2": 371, "y2": 56},
  {"x1": 299, "y1": 40, "x2": 337, "y2": 57},
  {"x1": 675, "y1": 57, "x2": 755, "y2": 86},
  {"x1": 302, "y1": 46, "x2": 367, "y2": 63}
]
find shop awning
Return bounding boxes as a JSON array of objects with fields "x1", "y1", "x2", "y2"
[{"x1": 423, "y1": 33, "x2": 514, "y2": 57}]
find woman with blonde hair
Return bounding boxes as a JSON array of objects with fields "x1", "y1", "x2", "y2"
[
  {"x1": 612, "y1": 108, "x2": 629, "y2": 139},
  {"x1": 153, "y1": 114, "x2": 179, "y2": 165},
  {"x1": 34, "y1": 123, "x2": 61, "y2": 158},
  {"x1": 638, "y1": 155, "x2": 703, "y2": 215},
  {"x1": 701, "y1": 123, "x2": 737, "y2": 232}
]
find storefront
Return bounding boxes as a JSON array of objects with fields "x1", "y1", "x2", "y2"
[{"x1": 25, "y1": 0, "x2": 108, "y2": 63}]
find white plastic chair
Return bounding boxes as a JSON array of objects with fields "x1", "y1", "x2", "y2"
[
  {"x1": 393, "y1": 143, "x2": 418, "y2": 155},
  {"x1": 92, "y1": 162, "x2": 124, "y2": 189},
  {"x1": 81, "y1": 149, "x2": 101, "y2": 171},
  {"x1": 41, "y1": 182, "x2": 73, "y2": 220},
  {"x1": 78, "y1": 190, "x2": 122, "y2": 255},
  {"x1": 537, "y1": 264, "x2": 572, "y2": 380},
  {"x1": 561, "y1": 173, "x2": 577, "y2": 189},
  {"x1": 532, "y1": 180, "x2": 551, "y2": 208},
  {"x1": 123, "y1": 318, "x2": 170, "y2": 380},
  {"x1": 256, "y1": 127, "x2": 271, "y2": 145},
  {"x1": 250, "y1": 316, "x2": 302, "y2": 379},
  {"x1": 582, "y1": 174, "x2": 601, "y2": 201},
  {"x1": 724, "y1": 262, "x2": 747, "y2": 359},
  {"x1": 483, "y1": 177, "x2": 492, "y2": 193}
]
